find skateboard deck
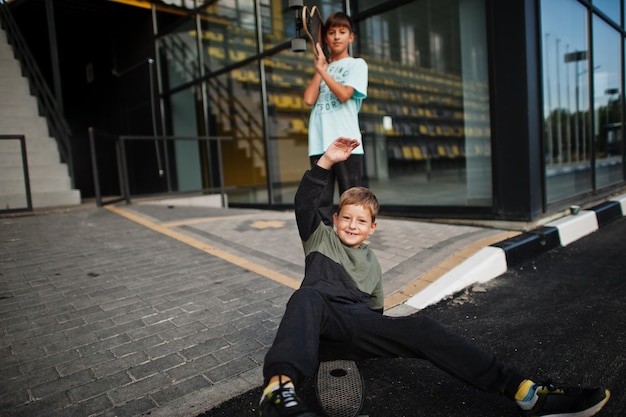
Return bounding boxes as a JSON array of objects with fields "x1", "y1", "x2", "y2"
[
  {"x1": 301, "y1": 5, "x2": 324, "y2": 57},
  {"x1": 315, "y1": 359, "x2": 364, "y2": 417}
]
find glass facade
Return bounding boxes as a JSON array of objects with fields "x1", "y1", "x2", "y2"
[
  {"x1": 541, "y1": 0, "x2": 624, "y2": 204},
  {"x1": 592, "y1": 14, "x2": 623, "y2": 189},
  {"x1": 148, "y1": 0, "x2": 625, "y2": 217}
]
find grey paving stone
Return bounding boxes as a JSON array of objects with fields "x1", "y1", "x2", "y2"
[
  {"x1": 77, "y1": 333, "x2": 133, "y2": 357},
  {"x1": 17, "y1": 349, "x2": 81, "y2": 374},
  {"x1": 151, "y1": 375, "x2": 213, "y2": 406},
  {"x1": 212, "y1": 339, "x2": 264, "y2": 364},
  {"x1": 8, "y1": 391, "x2": 72, "y2": 417},
  {"x1": 166, "y1": 354, "x2": 222, "y2": 382},
  {"x1": 111, "y1": 334, "x2": 164, "y2": 358},
  {"x1": 0, "y1": 386, "x2": 30, "y2": 409},
  {"x1": 30, "y1": 368, "x2": 95, "y2": 399},
  {"x1": 67, "y1": 370, "x2": 133, "y2": 402},
  {"x1": 108, "y1": 372, "x2": 172, "y2": 405},
  {"x1": 55, "y1": 350, "x2": 116, "y2": 377},
  {"x1": 180, "y1": 337, "x2": 230, "y2": 362},
  {"x1": 129, "y1": 353, "x2": 185, "y2": 380},
  {"x1": 91, "y1": 351, "x2": 151, "y2": 379},
  {"x1": 47, "y1": 394, "x2": 114, "y2": 417},
  {"x1": 205, "y1": 356, "x2": 259, "y2": 383},
  {"x1": 101, "y1": 396, "x2": 159, "y2": 417}
]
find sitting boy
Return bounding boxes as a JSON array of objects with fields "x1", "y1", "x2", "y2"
[{"x1": 258, "y1": 137, "x2": 610, "y2": 417}]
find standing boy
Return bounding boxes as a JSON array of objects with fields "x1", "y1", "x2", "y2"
[
  {"x1": 258, "y1": 137, "x2": 610, "y2": 417},
  {"x1": 304, "y1": 12, "x2": 368, "y2": 226}
]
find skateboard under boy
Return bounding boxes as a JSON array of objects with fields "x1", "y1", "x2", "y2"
[
  {"x1": 289, "y1": 0, "x2": 326, "y2": 59},
  {"x1": 315, "y1": 359, "x2": 366, "y2": 417}
]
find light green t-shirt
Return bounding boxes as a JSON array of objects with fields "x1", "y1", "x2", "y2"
[{"x1": 308, "y1": 57, "x2": 368, "y2": 156}]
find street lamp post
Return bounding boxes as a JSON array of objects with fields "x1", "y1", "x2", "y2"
[{"x1": 564, "y1": 50, "x2": 587, "y2": 162}]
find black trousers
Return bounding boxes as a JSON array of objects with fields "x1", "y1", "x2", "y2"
[
  {"x1": 262, "y1": 287, "x2": 525, "y2": 400},
  {"x1": 309, "y1": 154, "x2": 363, "y2": 226}
]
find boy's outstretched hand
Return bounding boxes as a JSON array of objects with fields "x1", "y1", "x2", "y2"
[{"x1": 316, "y1": 137, "x2": 360, "y2": 169}]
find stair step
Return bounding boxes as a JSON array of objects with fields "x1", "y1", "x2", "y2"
[
  {"x1": 0, "y1": 163, "x2": 69, "y2": 180},
  {"x1": 0, "y1": 193, "x2": 30, "y2": 210},
  {"x1": 32, "y1": 190, "x2": 81, "y2": 208},
  {"x1": 0, "y1": 189, "x2": 81, "y2": 211},
  {"x1": 0, "y1": 138, "x2": 60, "y2": 156},
  {"x1": 0, "y1": 63, "x2": 22, "y2": 78},
  {"x1": 0, "y1": 74, "x2": 30, "y2": 92},
  {"x1": 0, "y1": 176, "x2": 72, "y2": 194},
  {"x1": 0, "y1": 151, "x2": 61, "y2": 166},
  {"x1": 0, "y1": 94, "x2": 38, "y2": 115}
]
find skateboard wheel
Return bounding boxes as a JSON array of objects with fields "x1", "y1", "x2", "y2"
[
  {"x1": 289, "y1": 0, "x2": 303, "y2": 9},
  {"x1": 291, "y1": 38, "x2": 306, "y2": 52}
]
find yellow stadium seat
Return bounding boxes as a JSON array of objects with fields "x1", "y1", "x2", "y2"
[{"x1": 412, "y1": 146, "x2": 424, "y2": 160}]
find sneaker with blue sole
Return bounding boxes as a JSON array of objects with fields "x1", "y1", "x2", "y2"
[{"x1": 519, "y1": 383, "x2": 610, "y2": 417}]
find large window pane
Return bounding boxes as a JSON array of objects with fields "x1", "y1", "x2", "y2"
[
  {"x1": 593, "y1": 0, "x2": 621, "y2": 25},
  {"x1": 159, "y1": 17, "x2": 199, "y2": 91},
  {"x1": 170, "y1": 87, "x2": 204, "y2": 192},
  {"x1": 265, "y1": 51, "x2": 310, "y2": 205},
  {"x1": 593, "y1": 15, "x2": 624, "y2": 189},
  {"x1": 213, "y1": 63, "x2": 269, "y2": 204},
  {"x1": 199, "y1": 1, "x2": 258, "y2": 72},
  {"x1": 357, "y1": 0, "x2": 492, "y2": 206},
  {"x1": 541, "y1": 0, "x2": 592, "y2": 203}
]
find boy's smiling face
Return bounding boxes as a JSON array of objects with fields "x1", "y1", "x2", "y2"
[
  {"x1": 333, "y1": 203, "x2": 377, "y2": 248},
  {"x1": 325, "y1": 25, "x2": 354, "y2": 58}
]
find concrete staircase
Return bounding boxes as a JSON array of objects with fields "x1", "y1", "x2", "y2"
[{"x1": 0, "y1": 27, "x2": 81, "y2": 210}]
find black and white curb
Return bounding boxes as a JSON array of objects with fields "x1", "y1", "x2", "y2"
[{"x1": 405, "y1": 193, "x2": 626, "y2": 310}]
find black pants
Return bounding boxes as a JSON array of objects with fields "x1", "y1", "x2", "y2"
[
  {"x1": 309, "y1": 154, "x2": 363, "y2": 226},
  {"x1": 262, "y1": 287, "x2": 525, "y2": 400}
]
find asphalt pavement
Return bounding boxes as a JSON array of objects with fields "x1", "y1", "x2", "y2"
[{"x1": 0, "y1": 194, "x2": 625, "y2": 417}]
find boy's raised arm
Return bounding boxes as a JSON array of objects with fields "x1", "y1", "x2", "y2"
[{"x1": 294, "y1": 137, "x2": 360, "y2": 241}]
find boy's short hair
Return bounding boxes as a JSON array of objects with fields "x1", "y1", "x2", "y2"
[
  {"x1": 338, "y1": 187, "x2": 379, "y2": 222},
  {"x1": 324, "y1": 11, "x2": 354, "y2": 33}
]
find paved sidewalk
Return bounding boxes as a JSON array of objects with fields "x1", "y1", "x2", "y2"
[
  {"x1": 0, "y1": 200, "x2": 510, "y2": 417},
  {"x1": 1, "y1": 191, "x2": 624, "y2": 417}
]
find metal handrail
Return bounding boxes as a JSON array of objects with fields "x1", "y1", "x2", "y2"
[
  {"x1": 0, "y1": 1, "x2": 74, "y2": 184},
  {"x1": 89, "y1": 127, "x2": 232, "y2": 208},
  {"x1": 0, "y1": 134, "x2": 32, "y2": 213}
]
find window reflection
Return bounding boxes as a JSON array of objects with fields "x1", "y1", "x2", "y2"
[
  {"x1": 262, "y1": 51, "x2": 311, "y2": 204},
  {"x1": 159, "y1": 18, "x2": 198, "y2": 91},
  {"x1": 592, "y1": 0, "x2": 621, "y2": 25},
  {"x1": 357, "y1": 0, "x2": 492, "y2": 206},
  {"x1": 592, "y1": 15, "x2": 623, "y2": 189},
  {"x1": 541, "y1": 0, "x2": 593, "y2": 202},
  {"x1": 211, "y1": 65, "x2": 268, "y2": 203}
]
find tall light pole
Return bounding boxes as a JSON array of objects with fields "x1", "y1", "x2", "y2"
[
  {"x1": 545, "y1": 33, "x2": 553, "y2": 164},
  {"x1": 564, "y1": 50, "x2": 587, "y2": 162},
  {"x1": 556, "y1": 38, "x2": 562, "y2": 163}
]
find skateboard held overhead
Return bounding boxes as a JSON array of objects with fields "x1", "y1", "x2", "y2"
[{"x1": 290, "y1": 1, "x2": 326, "y2": 58}]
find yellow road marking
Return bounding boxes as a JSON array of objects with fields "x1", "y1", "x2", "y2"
[
  {"x1": 160, "y1": 213, "x2": 259, "y2": 228},
  {"x1": 106, "y1": 205, "x2": 301, "y2": 290}
]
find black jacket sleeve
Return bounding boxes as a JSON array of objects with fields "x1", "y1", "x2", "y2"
[{"x1": 294, "y1": 164, "x2": 330, "y2": 242}]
